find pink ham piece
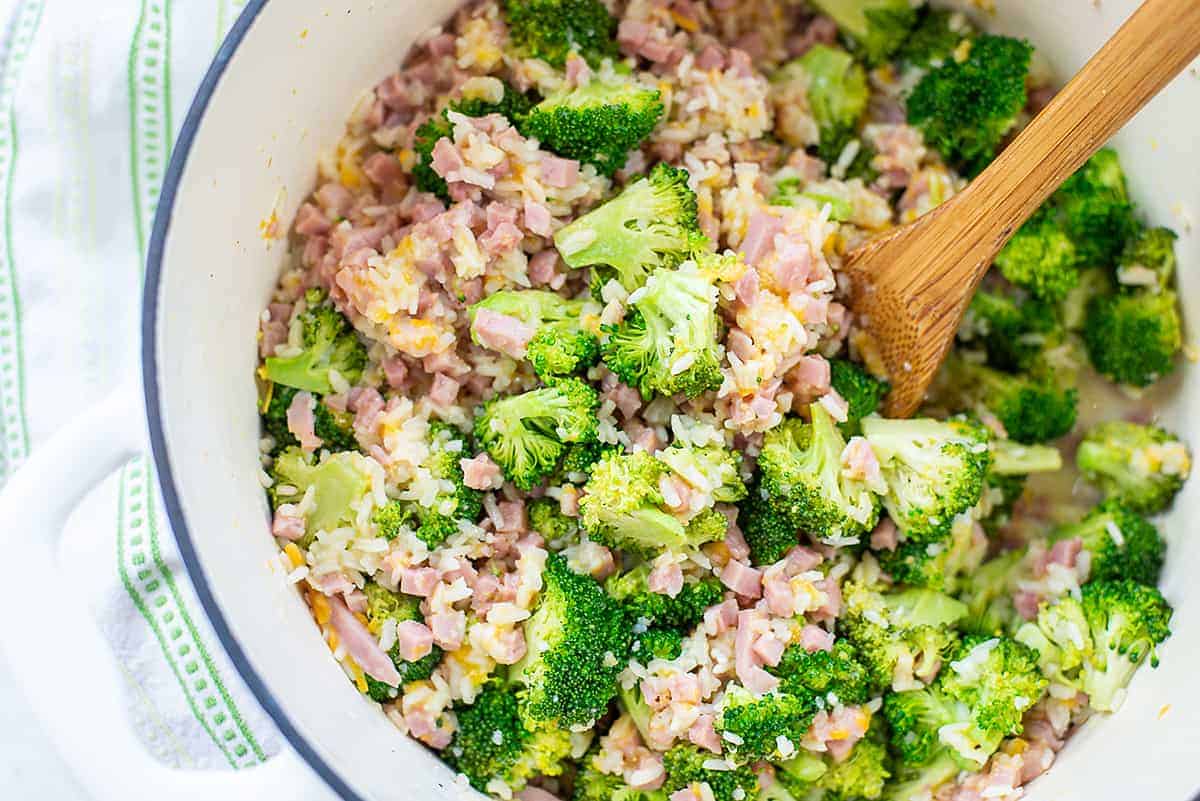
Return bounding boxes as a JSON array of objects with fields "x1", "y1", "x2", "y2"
[
  {"x1": 382, "y1": 356, "x2": 409, "y2": 390},
  {"x1": 763, "y1": 571, "x2": 797, "y2": 618},
  {"x1": 800, "y1": 624, "x2": 834, "y2": 653},
  {"x1": 328, "y1": 595, "x2": 402, "y2": 686},
  {"x1": 528, "y1": 249, "x2": 559, "y2": 285},
  {"x1": 295, "y1": 202, "x2": 331, "y2": 236},
  {"x1": 670, "y1": 789, "x2": 703, "y2": 801},
  {"x1": 287, "y1": 391, "x2": 324, "y2": 453},
  {"x1": 471, "y1": 308, "x2": 536, "y2": 358},
  {"x1": 734, "y1": 609, "x2": 779, "y2": 695},
  {"x1": 788, "y1": 355, "x2": 831, "y2": 402},
  {"x1": 363, "y1": 152, "x2": 404, "y2": 187},
  {"x1": 315, "y1": 183, "x2": 354, "y2": 218},
  {"x1": 648, "y1": 560, "x2": 685, "y2": 598},
  {"x1": 703, "y1": 598, "x2": 738, "y2": 636},
  {"x1": 720, "y1": 559, "x2": 763, "y2": 599},
  {"x1": 627, "y1": 753, "x2": 666, "y2": 791},
  {"x1": 523, "y1": 198, "x2": 554, "y2": 238},
  {"x1": 428, "y1": 373, "x2": 460, "y2": 406},
  {"x1": 733, "y1": 270, "x2": 760, "y2": 307},
  {"x1": 399, "y1": 567, "x2": 439, "y2": 597},
  {"x1": 738, "y1": 211, "x2": 783, "y2": 266},
  {"x1": 395, "y1": 620, "x2": 435, "y2": 661},
  {"x1": 1014, "y1": 590, "x2": 1042, "y2": 621},
  {"x1": 430, "y1": 137, "x2": 465, "y2": 178},
  {"x1": 688, "y1": 714, "x2": 723, "y2": 754},
  {"x1": 721, "y1": 509, "x2": 751, "y2": 561},
  {"x1": 752, "y1": 632, "x2": 786, "y2": 666},
  {"x1": 811, "y1": 578, "x2": 842, "y2": 623},
  {"x1": 869, "y1": 518, "x2": 899, "y2": 552},
  {"x1": 272, "y1": 506, "x2": 306, "y2": 541},
  {"x1": 428, "y1": 611, "x2": 466, "y2": 651},
  {"x1": 667, "y1": 673, "x2": 702, "y2": 705},
  {"x1": 540, "y1": 156, "x2": 580, "y2": 188},
  {"x1": 1048, "y1": 537, "x2": 1082, "y2": 568},
  {"x1": 785, "y1": 545, "x2": 823, "y2": 574},
  {"x1": 494, "y1": 500, "x2": 527, "y2": 533},
  {"x1": 517, "y1": 789, "x2": 563, "y2": 801}
]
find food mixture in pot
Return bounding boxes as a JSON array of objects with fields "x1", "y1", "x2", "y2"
[{"x1": 256, "y1": 2, "x2": 1192, "y2": 799}]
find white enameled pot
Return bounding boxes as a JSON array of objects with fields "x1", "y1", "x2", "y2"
[{"x1": 0, "y1": 1, "x2": 1197, "y2": 800}]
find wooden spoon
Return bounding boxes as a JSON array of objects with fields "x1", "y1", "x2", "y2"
[{"x1": 845, "y1": 0, "x2": 1200, "y2": 417}]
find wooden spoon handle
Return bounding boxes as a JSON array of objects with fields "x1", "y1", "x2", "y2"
[{"x1": 963, "y1": 0, "x2": 1200, "y2": 245}]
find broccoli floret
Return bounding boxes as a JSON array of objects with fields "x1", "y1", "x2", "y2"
[
  {"x1": 898, "y1": 8, "x2": 974, "y2": 69},
  {"x1": 521, "y1": 79, "x2": 664, "y2": 176},
  {"x1": 262, "y1": 384, "x2": 358, "y2": 454},
  {"x1": 655, "y1": 443, "x2": 748, "y2": 505},
  {"x1": 631, "y1": 626, "x2": 684, "y2": 662},
  {"x1": 475, "y1": 377, "x2": 600, "y2": 491},
  {"x1": 581, "y1": 449, "x2": 727, "y2": 554},
  {"x1": 988, "y1": 437, "x2": 1063, "y2": 476},
  {"x1": 528, "y1": 496, "x2": 579, "y2": 541},
  {"x1": 502, "y1": 0, "x2": 618, "y2": 67},
  {"x1": 738, "y1": 491, "x2": 800, "y2": 566},
  {"x1": 906, "y1": 34, "x2": 1032, "y2": 176},
  {"x1": 443, "y1": 685, "x2": 572, "y2": 793},
  {"x1": 993, "y1": 208, "x2": 1080, "y2": 302},
  {"x1": 1051, "y1": 499, "x2": 1165, "y2": 586},
  {"x1": 601, "y1": 260, "x2": 724, "y2": 400},
  {"x1": 662, "y1": 743, "x2": 759, "y2": 801},
  {"x1": 884, "y1": 636, "x2": 1046, "y2": 768},
  {"x1": 943, "y1": 356, "x2": 1077, "y2": 444},
  {"x1": 606, "y1": 563, "x2": 726, "y2": 629},
  {"x1": 976, "y1": 472, "x2": 1026, "y2": 536},
  {"x1": 1080, "y1": 579, "x2": 1173, "y2": 711},
  {"x1": 877, "y1": 515, "x2": 987, "y2": 593},
  {"x1": 453, "y1": 82, "x2": 538, "y2": 120},
  {"x1": 753, "y1": 406, "x2": 881, "y2": 546},
  {"x1": 883, "y1": 752, "x2": 961, "y2": 801},
  {"x1": 958, "y1": 548, "x2": 1024, "y2": 637},
  {"x1": 829, "y1": 358, "x2": 889, "y2": 436},
  {"x1": 1013, "y1": 593, "x2": 1093, "y2": 689},
  {"x1": 1054, "y1": 148, "x2": 1137, "y2": 267},
  {"x1": 370, "y1": 424, "x2": 483, "y2": 548},
  {"x1": 362, "y1": 582, "x2": 444, "y2": 700},
  {"x1": 810, "y1": 0, "x2": 919, "y2": 65},
  {"x1": 269, "y1": 447, "x2": 374, "y2": 544},
  {"x1": 263, "y1": 290, "x2": 367, "y2": 394},
  {"x1": 959, "y1": 290, "x2": 1063, "y2": 373},
  {"x1": 715, "y1": 685, "x2": 819, "y2": 764},
  {"x1": 471, "y1": 289, "x2": 601, "y2": 378},
  {"x1": 770, "y1": 176, "x2": 857, "y2": 220},
  {"x1": 574, "y1": 745, "x2": 668, "y2": 801},
  {"x1": 1075, "y1": 420, "x2": 1191, "y2": 515},
  {"x1": 412, "y1": 114, "x2": 454, "y2": 201},
  {"x1": 1116, "y1": 225, "x2": 1177, "y2": 292},
  {"x1": 554, "y1": 163, "x2": 706, "y2": 292},
  {"x1": 817, "y1": 729, "x2": 892, "y2": 800},
  {"x1": 860, "y1": 416, "x2": 990, "y2": 544},
  {"x1": 794, "y1": 44, "x2": 869, "y2": 164},
  {"x1": 1060, "y1": 267, "x2": 1111, "y2": 332},
  {"x1": 840, "y1": 582, "x2": 966, "y2": 691},
  {"x1": 511, "y1": 553, "x2": 632, "y2": 727},
  {"x1": 776, "y1": 752, "x2": 831, "y2": 794},
  {"x1": 771, "y1": 638, "x2": 874, "y2": 707},
  {"x1": 1083, "y1": 289, "x2": 1182, "y2": 388}
]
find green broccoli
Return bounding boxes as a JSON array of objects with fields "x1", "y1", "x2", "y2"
[
  {"x1": 817, "y1": 729, "x2": 892, "y2": 800},
  {"x1": 751, "y1": 405, "x2": 881, "y2": 546},
  {"x1": 959, "y1": 290, "x2": 1063, "y2": 373},
  {"x1": 906, "y1": 34, "x2": 1032, "y2": 175},
  {"x1": 631, "y1": 625, "x2": 684, "y2": 662},
  {"x1": 770, "y1": 176, "x2": 857, "y2": 220},
  {"x1": 554, "y1": 163, "x2": 706, "y2": 292},
  {"x1": 860, "y1": 416, "x2": 990, "y2": 544},
  {"x1": 1050, "y1": 499, "x2": 1165, "y2": 586},
  {"x1": 958, "y1": 548, "x2": 1024, "y2": 637},
  {"x1": 1060, "y1": 267, "x2": 1112, "y2": 332},
  {"x1": 840, "y1": 582, "x2": 967, "y2": 691},
  {"x1": 442, "y1": 685, "x2": 572, "y2": 793},
  {"x1": 1054, "y1": 148, "x2": 1137, "y2": 267},
  {"x1": 580, "y1": 450, "x2": 728, "y2": 554},
  {"x1": 1075, "y1": 420, "x2": 1191, "y2": 515},
  {"x1": 471, "y1": 289, "x2": 601, "y2": 379},
  {"x1": 770, "y1": 637, "x2": 874, "y2": 706},
  {"x1": 829, "y1": 358, "x2": 890, "y2": 436},
  {"x1": 452, "y1": 81, "x2": 538, "y2": 120},
  {"x1": 993, "y1": 208, "x2": 1080, "y2": 303},
  {"x1": 475, "y1": 377, "x2": 600, "y2": 491},
  {"x1": 370, "y1": 424, "x2": 483, "y2": 548},
  {"x1": 655, "y1": 443, "x2": 748, "y2": 505},
  {"x1": 775, "y1": 751, "x2": 830, "y2": 794},
  {"x1": 521, "y1": 79, "x2": 664, "y2": 176},
  {"x1": 574, "y1": 746, "x2": 668, "y2": 801},
  {"x1": 715, "y1": 684, "x2": 820, "y2": 764},
  {"x1": 263, "y1": 289, "x2": 367, "y2": 394},
  {"x1": 502, "y1": 0, "x2": 618, "y2": 67},
  {"x1": 527, "y1": 496, "x2": 579, "y2": 542},
  {"x1": 943, "y1": 356, "x2": 1077, "y2": 444},
  {"x1": 877, "y1": 514, "x2": 987, "y2": 593},
  {"x1": 269, "y1": 447, "x2": 374, "y2": 544},
  {"x1": 511, "y1": 553, "x2": 632, "y2": 727},
  {"x1": 738, "y1": 490, "x2": 800, "y2": 566},
  {"x1": 898, "y1": 8, "x2": 974, "y2": 69},
  {"x1": 795, "y1": 44, "x2": 870, "y2": 164},
  {"x1": 1083, "y1": 288, "x2": 1182, "y2": 387},
  {"x1": 883, "y1": 752, "x2": 961, "y2": 801},
  {"x1": 601, "y1": 260, "x2": 724, "y2": 400},
  {"x1": 262, "y1": 384, "x2": 358, "y2": 454},
  {"x1": 361, "y1": 582, "x2": 444, "y2": 701},
  {"x1": 1080, "y1": 579, "x2": 1173, "y2": 711},
  {"x1": 606, "y1": 563, "x2": 725, "y2": 629},
  {"x1": 988, "y1": 437, "x2": 1064, "y2": 476},
  {"x1": 883, "y1": 636, "x2": 1046, "y2": 768},
  {"x1": 810, "y1": 0, "x2": 920, "y2": 65},
  {"x1": 1117, "y1": 225, "x2": 1178, "y2": 292},
  {"x1": 975, "y1": 472, "x2": 1026, "y2": 536},
  {"x1": 662, "y1": 743, "x2": 759, "y2": 801}
]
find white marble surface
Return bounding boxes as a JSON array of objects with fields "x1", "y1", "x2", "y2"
[{"x1": 0, "y1": 661, "x2": 91, "y2": 800}]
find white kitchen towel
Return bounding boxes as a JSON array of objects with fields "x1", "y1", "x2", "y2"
[{"x1": 1, "y1": 0, "x2": 283, "y2": 774}]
